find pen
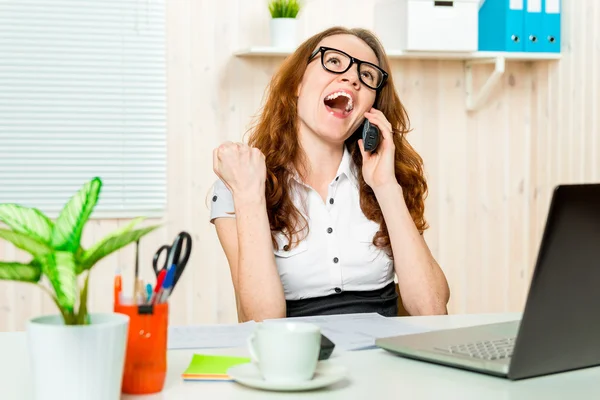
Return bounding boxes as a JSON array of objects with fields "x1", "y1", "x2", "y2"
[
  {"x1": 135, "y1": 279, "x2": 146, "y2": 305},
  {"x1": 133, "y1": 240, "x2": 143, "y2": 302},
  {"x1": 155, "y1": 265, "x2": 176, "y2": 304}
]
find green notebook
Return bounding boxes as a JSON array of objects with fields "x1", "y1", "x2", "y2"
[{"x1": 182, "y1": 354, "x2": 251, "y2": 381}]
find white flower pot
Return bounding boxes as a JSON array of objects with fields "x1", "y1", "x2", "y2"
[
  {"x1": 27, "y1": 313, "x2": 129, "y2": 400},
  {"x1": 270, "y1": 18, "x2": 298, "y2": 49}
]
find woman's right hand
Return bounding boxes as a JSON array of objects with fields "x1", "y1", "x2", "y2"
[{"x1": 213, "y1": 142, "x2": 267, "y2": 201}]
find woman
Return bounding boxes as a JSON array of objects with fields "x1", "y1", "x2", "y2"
[{"x1": 210, "y1": 26, "x2": 450, "y2": 322}]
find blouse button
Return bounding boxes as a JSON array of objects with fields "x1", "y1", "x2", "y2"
[
  {"x1": 283, "y1": 245, "x2": 289, "y2": 251},
  {"x1": 212, "y1": 195, "x2": 218, "y2": 202},
  {"x1": 335, "y1": 176, "x2": 339, "y2": 181},
  {"x1": 333, "y1": 257, "x2": 339, "y2": 263},
  {"x1": 327, "y1": 227, "x2": 333, "y2": 234},
  {"x1": 334, "y1": 287, "x2": 342, "y2": 294},
  {"x1": 329, "y1": 198, "x2": 334, "y2": 205}
]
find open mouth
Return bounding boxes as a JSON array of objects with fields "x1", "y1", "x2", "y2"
[{"x1": 324, "y1": 91, "x2": 354, "y2": 116}]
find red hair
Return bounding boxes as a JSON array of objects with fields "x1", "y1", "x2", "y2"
[{"x1": 247, "y1": 26, "x2": 428, "y2": 258}]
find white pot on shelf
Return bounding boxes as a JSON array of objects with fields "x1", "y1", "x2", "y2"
[
  {"x1": 27, "y1": 313, "x2": 129, "y2": 400},
  {"x1": 270, "y1": 17, "x2": 298, "y2": 49}
]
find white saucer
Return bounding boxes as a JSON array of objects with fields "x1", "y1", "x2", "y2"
[{"x1": 227, "y1": 362, "x2": 348, "y2": 392}]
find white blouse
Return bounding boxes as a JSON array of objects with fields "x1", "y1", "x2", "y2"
[{"x1": 209, "y1": 146, "x2": 394, "y2": 301}]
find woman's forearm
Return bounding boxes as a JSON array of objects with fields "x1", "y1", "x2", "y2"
[
  {"x1": 233, "y1": 193, "x2": 286, "y2": 321},
  {"x1": 374, "y1": 183, "x2": 450, "y2": 315}
]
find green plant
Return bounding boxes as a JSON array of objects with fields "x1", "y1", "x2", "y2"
[
  {"x1": 268, "y1": 0, "x2": 302, "y2": 18},
  {"x1": 0, "y1": 177, "x2": 160, "y2": 325}
]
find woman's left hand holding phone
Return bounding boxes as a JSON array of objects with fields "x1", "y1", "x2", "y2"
[{"x1": 358, "y1": 108, "x2": 398, "y2": 192}]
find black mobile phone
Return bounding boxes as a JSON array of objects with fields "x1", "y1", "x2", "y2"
[
  {"x1": 360, "y1": 119, "x2": 380, "y2": 152},
  {"x1": 319, "y1": 334, "x2": 335, "y2": 360}
]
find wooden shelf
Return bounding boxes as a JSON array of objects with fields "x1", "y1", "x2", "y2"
[{"x1": 233, "y1": 46, "x2": 562, "y2": 61}]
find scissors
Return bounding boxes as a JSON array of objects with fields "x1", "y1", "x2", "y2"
[{"x1": 152, "y1": 231, "x2": 192, "y2": 290}]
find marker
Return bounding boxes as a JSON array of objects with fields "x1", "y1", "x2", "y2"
[
  {"x1": 149, "y1": 269, "x2": 166, "y2": 304},
  {"x1": 145, "y1": 283, "x2": 153, "y2": 303},
  {"x1": 114, "y1": 268, "x2": 122, "y2": 306}
]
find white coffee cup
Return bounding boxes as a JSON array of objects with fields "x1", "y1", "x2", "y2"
[{"x1": 247, "y1": 321, "x2": 321, "y2": 383}]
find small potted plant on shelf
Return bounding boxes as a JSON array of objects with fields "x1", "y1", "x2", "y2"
[
  {"x1": 268, "y1": 0, "x2": 302, "y2": 48},
  {"x1": 0, "y1": 177, "x2": 160, "y2": 400}
]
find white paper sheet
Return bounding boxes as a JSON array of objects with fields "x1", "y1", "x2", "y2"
[
  {"x1": 167, "y1": 321, "x2": 257, "y2": 350},
  {"x1": 167, "y1": 314, "x2": 434, "y2": 351},
  {"x1": 270, "y1": 313, "x2": 434, "y2": 351}
]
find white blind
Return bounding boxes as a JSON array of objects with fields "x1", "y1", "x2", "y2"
[{"x1": 0, "y1": 0, "x2": 166, "y2": 218}]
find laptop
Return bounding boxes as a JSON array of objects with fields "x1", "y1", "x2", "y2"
[{"x1": 376, "y1": 183, "x2": 600, "y2": 380}]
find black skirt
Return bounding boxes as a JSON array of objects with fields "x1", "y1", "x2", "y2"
[{"x1": 285, "y1": 282, "x2": 399, "y2": 318}]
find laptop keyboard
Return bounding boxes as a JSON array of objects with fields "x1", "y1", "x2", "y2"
[{"x1": 434, "y1": 337, "x2": 515, "y2": 360}]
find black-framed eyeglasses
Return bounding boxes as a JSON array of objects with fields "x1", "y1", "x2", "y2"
[{"x1": 308, "y1": 46, "x2": 388, "y2": 91}]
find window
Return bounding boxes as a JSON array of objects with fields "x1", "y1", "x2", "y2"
[{"x1": 0, "y1": 0, "x2": 166, "y2": 218}]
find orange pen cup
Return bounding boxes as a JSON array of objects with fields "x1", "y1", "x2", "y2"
[{"x1": 114, "y1": 302, "x2": 169, "y2": 394}]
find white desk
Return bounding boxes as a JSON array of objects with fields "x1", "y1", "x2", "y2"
[{"x1": 3, "y1": 312, "x2": 600, "y2": 399}]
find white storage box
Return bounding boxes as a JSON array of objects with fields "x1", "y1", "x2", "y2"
[{"x1": 374, "y1": 0, "x2": 481, "y2": 52}]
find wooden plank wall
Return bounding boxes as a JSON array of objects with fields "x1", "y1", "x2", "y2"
[{"x1": 1, "y1": 0, "x2": 598, "y2": 331}]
